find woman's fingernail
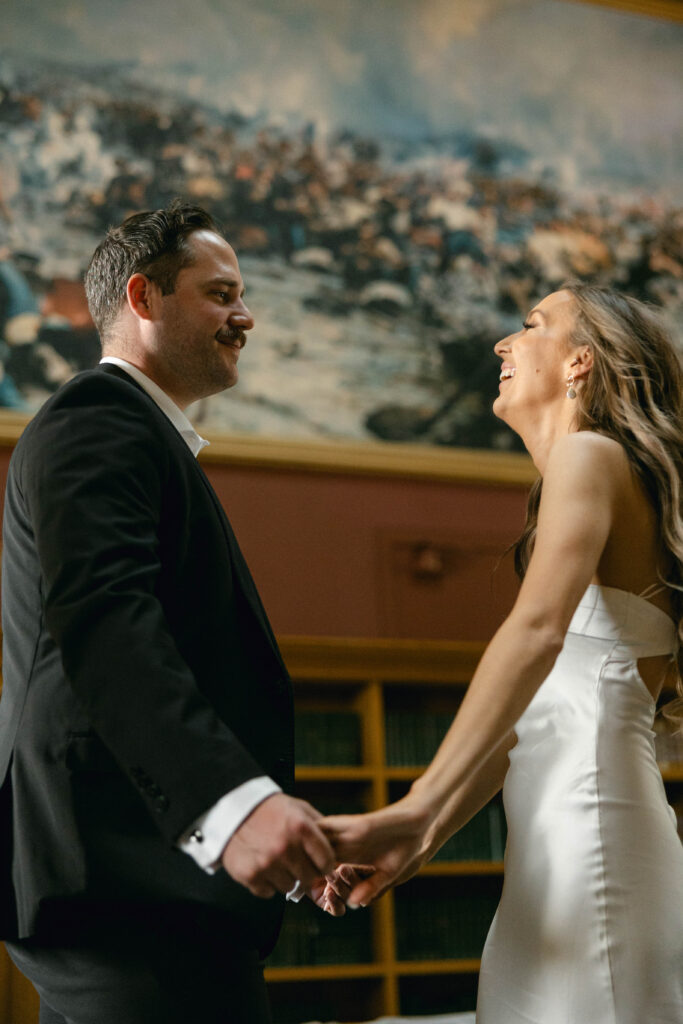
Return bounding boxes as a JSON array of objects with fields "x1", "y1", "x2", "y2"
[{"x1": 346, "y1": 901, "x2": 359, "y2": 910}]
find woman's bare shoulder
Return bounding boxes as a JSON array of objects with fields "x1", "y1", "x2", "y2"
[
  {"x1": 546, "y1": 431, "x2": 630, "y2": 474},
  {"x1": 541, "y1": 433, "x2": 634, "y2": 519}
]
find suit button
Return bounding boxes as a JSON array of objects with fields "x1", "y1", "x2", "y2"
[
  {"x1": 154, "y1": 795, "x2": 169, "y2": 814},
  {"x1": 130, "y1": 766, "x2": 149, "y2": 789}
]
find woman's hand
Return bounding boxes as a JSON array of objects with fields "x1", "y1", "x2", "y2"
[
  {"x1": 309, "y1": 864, "x2": 377, "y2": 916},
  {"x1": 321, "y1": 791, "x2": 434, "y2": 907}
]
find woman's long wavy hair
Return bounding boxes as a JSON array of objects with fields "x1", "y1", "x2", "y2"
[{"x1": 513, "y1": 283, "x2": 683, "y2": 721}]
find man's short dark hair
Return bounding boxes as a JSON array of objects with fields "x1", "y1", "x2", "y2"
[{"x1": 84, "y1": 199, "x2": 222, "y2": 339}]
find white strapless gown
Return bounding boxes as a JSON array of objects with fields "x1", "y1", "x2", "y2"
[{"x1": 477, "y1": 585, "x2": 683, "y2": 1024}]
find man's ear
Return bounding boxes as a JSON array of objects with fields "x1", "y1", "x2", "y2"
[{"x1": 126, "y1": 274, "x2": 160, "y2": 321}]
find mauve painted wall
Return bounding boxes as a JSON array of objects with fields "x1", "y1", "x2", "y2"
[{"x1": 0, "y1": 446, "x2": 529, "y2": 641}]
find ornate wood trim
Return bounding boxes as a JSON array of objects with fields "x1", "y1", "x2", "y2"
[
  {"x1": 0, "y1": 416, "x2": 537, "y2": 486},
  {"x1": 199, "y1": 434, "x2": 537, "y2": 486},
  {"x1": 566, "y1": 0, "x2": 683, "y2": 21}
]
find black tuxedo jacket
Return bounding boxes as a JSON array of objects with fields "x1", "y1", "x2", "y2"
[{"x1": 0, "y1": 364, "x2": 294, "y2": 949}]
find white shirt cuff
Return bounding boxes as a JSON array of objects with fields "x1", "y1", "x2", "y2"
[{"x1": 177, "y1": 776, "x2": 282, "y2": 873}]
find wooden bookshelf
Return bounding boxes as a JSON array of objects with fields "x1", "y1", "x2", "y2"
[
  {"x1": 266, "y1": 637, "x2": 496, "y2": 1022},
  {"x1": 267, "y1": 635, "x2": 683, "y2": 1023}
]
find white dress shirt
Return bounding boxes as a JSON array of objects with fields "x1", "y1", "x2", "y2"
[{"x1": 100, "y1": 357, "x2": 281, "y2": 872}]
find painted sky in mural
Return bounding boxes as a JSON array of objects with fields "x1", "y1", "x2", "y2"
[{"x1": 5, "y1": 0, "x2": 682, "y2": 196}]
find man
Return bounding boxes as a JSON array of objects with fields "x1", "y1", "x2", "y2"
[{"x1": 0, "y1": 200, "x2": 336, "y2": 1023}]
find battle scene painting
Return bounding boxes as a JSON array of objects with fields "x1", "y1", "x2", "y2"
[{"x1": 1, "y1": 0, "x2": 682, "y2": 451}]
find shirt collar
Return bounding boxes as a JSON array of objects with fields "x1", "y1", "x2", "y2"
[{"x1": 99, "y1": 357, "x2": 209, "y2": 458}]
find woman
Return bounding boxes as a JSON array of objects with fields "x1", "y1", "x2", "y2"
[{"x1": 321, "y1": 284, "x2": 683, "y2": 1023}]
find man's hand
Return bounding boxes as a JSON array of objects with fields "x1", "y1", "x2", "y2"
[{"x1": 221, "y1": 793, "x2": 335, "y2": 899}]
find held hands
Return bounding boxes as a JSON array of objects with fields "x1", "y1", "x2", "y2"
[
  {"x1": 220, "y1": 788, "x2": 434, "y2": 914},
  {"x1": 309, "y1": 864, "x2": 377, "y2": 917},
  {"x1": 221, "y1": 793, "x2": 336, "y2": 899},
  {"x1": 319, "y1": 791, "x2": 434, "y2": 909}
]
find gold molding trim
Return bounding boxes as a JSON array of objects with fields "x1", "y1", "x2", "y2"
[
  {"x1": 566, "y1": 0, "x2": 683, "y2": 20},
  {"x1": 0, "y1": 416, "x2": 537, "y2": 486},
  {"x1": 0, "y1": 413, "x2": 31, "y2": 445},
  {"x1": 278, "y1": 635, "x2": 485, "y2": 682},
  {"x1": 198, "y1": 433, "x2": 537, "y2": 486}
]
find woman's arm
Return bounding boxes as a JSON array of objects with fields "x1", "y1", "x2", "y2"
[
  {"x1": 423, "y1": 731, "x2": 515, "y2": 860},
  {"x1": 323, "y1": 432, "x2": 624, "y2": 906},
  {"x1": 316, "y1": 735, "x2": 514, "y2": 914}
]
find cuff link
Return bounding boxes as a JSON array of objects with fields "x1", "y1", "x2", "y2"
[{"x1": 188, "y1": 828, "x2": 204, "y2": 844}]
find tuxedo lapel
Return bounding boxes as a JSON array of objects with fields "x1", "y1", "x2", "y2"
[{"x1": 97, "y1": 363, "x2": 287, "y2": 675}]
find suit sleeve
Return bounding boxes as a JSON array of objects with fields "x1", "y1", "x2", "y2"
[{"x1": 20, "y1": 377, "x2": 268, "y2": 843}]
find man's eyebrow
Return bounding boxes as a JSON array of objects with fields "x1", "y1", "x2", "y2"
[{"x1": 207, "y1": 276, "x2": 246, "y2": 296}]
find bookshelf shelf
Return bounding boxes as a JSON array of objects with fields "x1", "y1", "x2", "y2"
[
  {"x1": 295, "y1": 766, "x2": 376, "y2": 781},
  {"x1": 265, "y1": 964, "x2": 385, "y2": 982},
  {"x1": 384, "y1": 765, "x2": 424, "y2": 780},
  {"x1": 419, "y1": 860, "x2": 504, "y2": 876},
  {"x1": 268, "y1": 636, "x2": 683, "y2": 1023},
  {"x1": 396, "y1": 959, "x2": 482, "y2": 976}
]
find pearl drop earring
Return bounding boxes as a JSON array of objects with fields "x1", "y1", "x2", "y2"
[{"x1": 566, "y1": 359, "x2": 579, "y2": 399}]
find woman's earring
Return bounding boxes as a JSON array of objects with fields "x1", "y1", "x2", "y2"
[{"x1": 566, "y1": 374, "x2": 577, "y2": 399}]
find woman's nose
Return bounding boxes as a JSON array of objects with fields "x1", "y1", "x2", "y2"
[{"x1": 494, "y1": 334, "x2": 511, "y2": 356}]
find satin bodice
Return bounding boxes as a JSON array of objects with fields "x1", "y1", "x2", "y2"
[{"x1": 568, "y1": 583, "x2": 678, "y2": 657}]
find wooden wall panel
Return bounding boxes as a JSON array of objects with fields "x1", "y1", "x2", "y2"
[
  {"x1": 0, "y1": 445, "x2": 529, "y2": 642},
  {"x1": 0, "y1": 945, "x2": 39, "y2": 1024}
]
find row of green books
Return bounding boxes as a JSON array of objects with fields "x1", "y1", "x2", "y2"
[
  {"x1": 432, "y1": 800, "x2": 506, "y2": 863},
  {"x1": 267, "y1": 898, "x2": 372, "y2": 967},
  {"x1": 385, "y1": 710, "x2": 455, "y2": 766},
  {"x1": 395, "y1": 889, "x2": 499, "y2": 961},
  {"x1": 295, "y1": 711, "x2": 362, "y2": 766},
  {"x1": 295, "y1": 708, "x2": 468, "y2": 768}
]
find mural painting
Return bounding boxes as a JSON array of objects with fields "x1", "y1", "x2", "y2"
[{"x1": 1, "y1": 0, "x2": 682, "y2": 451}]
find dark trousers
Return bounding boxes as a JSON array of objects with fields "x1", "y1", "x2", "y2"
[{"x1": 6, "y1": 902, "x2": 274, "y2": 1024}]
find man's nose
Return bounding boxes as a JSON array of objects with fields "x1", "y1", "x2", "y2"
[{"x1": 230, "y1": 299, "x2": 255, "y2": 331}]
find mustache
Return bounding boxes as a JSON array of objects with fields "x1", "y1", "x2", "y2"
[{"x1": 217, "y1": 326, "x2": 247, "y2": 348}]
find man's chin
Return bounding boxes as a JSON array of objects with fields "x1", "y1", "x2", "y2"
[
  {"x1": 189, "y1": 370, "x2": 239, "y2": 405},
  {"x1": 210, "y1": 373, "x2": 238, "y2": 397}
]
